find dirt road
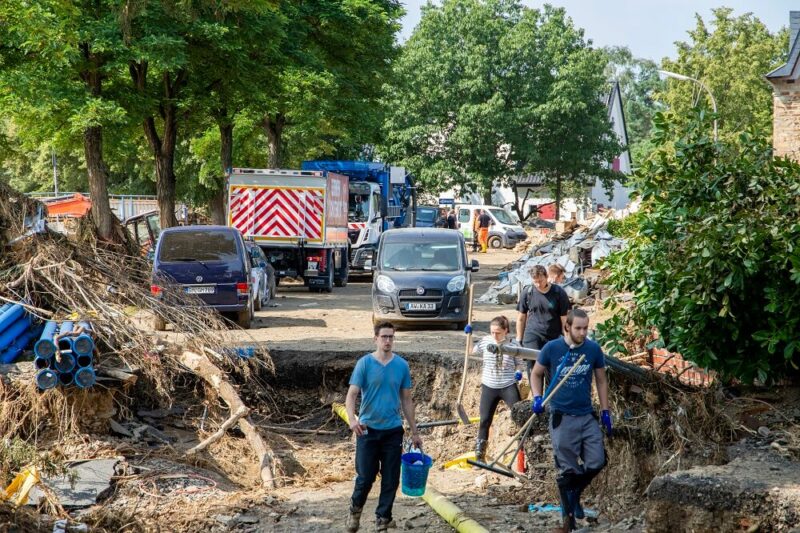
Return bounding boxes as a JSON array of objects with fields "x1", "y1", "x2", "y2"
[{"x1": 247, "y1": 248, "x2": 521, "y2": 359}]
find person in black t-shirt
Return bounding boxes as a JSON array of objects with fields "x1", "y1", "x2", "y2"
[
  {"x1": 515, "y1": 264, "x2": 571, "y2": 390},
  {"x1": 446, "y1": 209, "x2": 457, "y2": 230}
]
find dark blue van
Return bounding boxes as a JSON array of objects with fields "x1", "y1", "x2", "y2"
[{"x1": 151, "y1": 226, "x2": 253, "y2": 330}]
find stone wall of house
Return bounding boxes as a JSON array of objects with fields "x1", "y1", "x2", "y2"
[{"x1": 772, "y1": 79, "x2": 800, "y2": 159}]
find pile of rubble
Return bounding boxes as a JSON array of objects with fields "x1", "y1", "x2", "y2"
[{"x1": 479, "y1": 213, "x2": 627, "y2": 305}]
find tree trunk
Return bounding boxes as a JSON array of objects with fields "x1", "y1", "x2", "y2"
[
  {"x1": 80, "y1": 44, "x2": 115, "y2": 241},
  {"x1": 130, "y1": 63, "x2": 182, "y2": 229},
  {"x1": 555, "y1": 174, "x2": 562, "y2": 221},
  {"x1": 483, "y1": 185, "x2": 492, "y2": 205},
  {"x1": 209, "y1": 121, "x2": 233, "y2": 225},
  {"x1": 84, "y1": 127, "x2": 115, "y2": 240},
  {"x1": 264, "y1": 114, "x2": 284, "y2": 168},
  {"x1": 153, "y1": 146, "x2": 178, "y2": 228}
]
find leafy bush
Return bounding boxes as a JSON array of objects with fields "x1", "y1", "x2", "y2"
[
  {"x1": 598, "y1": 111, "x2": 800, "y2": 383},
  {"x1": 605, "y1": 211, "x2": 643, "y2": 239}
]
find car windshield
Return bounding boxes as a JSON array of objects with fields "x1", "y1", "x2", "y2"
[
  {"x1": 489, "y1": 208, "x2": 515, "y2": 225},
  {"x1": 380, "y1": 242, "x2": 462, "y2": 271},
  {"x1": 416, "y1": 207, "x2": 438, "y2": 223},
  {"x1": 159, "y1": 230, "x2": 239, "y2": 262}
]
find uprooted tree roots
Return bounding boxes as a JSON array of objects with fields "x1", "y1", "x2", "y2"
[{"x1": 0, "y1": 188, "x2": 281, "y2": 496}]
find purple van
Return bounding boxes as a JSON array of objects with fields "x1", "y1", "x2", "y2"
[{"x1": 151, "y1": 226, "x2": 252, "y2": 330}]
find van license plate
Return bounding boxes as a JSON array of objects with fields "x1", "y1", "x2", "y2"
[
  {"x1": 186, "y1": 286, "x2": 215, "y2": 294},
  {"x1": 406, "y1": 302, "x2": 435, "y2": 311}
]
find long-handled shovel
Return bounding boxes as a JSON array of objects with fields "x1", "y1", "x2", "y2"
[
  {"x1": 467, "y1": 354, "x2": 587, "y2": 479},
  {"x1": 455, "y1": 284, "x2": 475, "y2": 424}
]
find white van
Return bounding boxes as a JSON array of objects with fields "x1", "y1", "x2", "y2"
[{"x1": 455, "y1": 204, "x2": 528, "y2": 249}]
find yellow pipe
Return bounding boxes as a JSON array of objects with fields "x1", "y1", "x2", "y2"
[
  {"x1": 332, "y1": 402, "x2": 349, "y2": 425},
  {"x1": 422, "y1": 486, "x2": 489, "y2": 533}
]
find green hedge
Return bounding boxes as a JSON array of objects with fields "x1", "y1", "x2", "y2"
[{"x1": 597, "y1": 112, "x2": 800, "y2": 383}]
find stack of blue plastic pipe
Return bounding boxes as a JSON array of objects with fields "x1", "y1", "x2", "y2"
[
  {"x1": 0, "y1": 303, "x2": 43, "y2": 366},
  {"x1": 34, "y1": 319, "x2": 96, "y2": 390}
]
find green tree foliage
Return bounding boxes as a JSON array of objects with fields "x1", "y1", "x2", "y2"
[
  {"x1": 659, "y1": 8, "x2": 787, "y2": 143},
  {"x1": 598, "y1": 111, "x2": 800, "y2": 383},
  {"x1": 603, "y1": 46, "x2": 666, "y2": 165},
  {"x1": 258, "y1": 0, "x2": 403, "y2": 168},
  {"x1": 382, "y1": 0, "x2": 620, "y2": 213},
  {"x1": 0, "y1": 0, "x2": 400, "y2": 227},
  {"x1": 0, "y1": 0, "x2": 130, "y2": 239}
]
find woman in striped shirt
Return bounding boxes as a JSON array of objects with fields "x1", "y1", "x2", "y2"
[{"x1": 472, "y1": 315, "x2": 524, "y2": 463}]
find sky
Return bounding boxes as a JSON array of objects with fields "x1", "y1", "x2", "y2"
[{"x1": 398, "y1": 1, "x2": 797, "y2": 62}]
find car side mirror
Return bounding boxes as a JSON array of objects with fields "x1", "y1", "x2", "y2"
[
  {"x1": 259, "y1": 260, "x2": 267, "y2": 268},
  {"x1": 471, "y1": 259, "x2": 480, "y2": 272},
  {"x1": 364, "y1": 259, "x2": 373, "y2": 272}
]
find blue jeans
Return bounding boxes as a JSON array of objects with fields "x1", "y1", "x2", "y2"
[{"x1": 350, "y1": 426, "x2": 404, "y2": 520}]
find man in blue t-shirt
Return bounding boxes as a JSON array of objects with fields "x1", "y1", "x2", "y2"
[
  {"x1": 345, "y1": 322, "x2": 422, "y2": 533},
  {"x1": 530, "y1": 309, "x2": 612, "y2": 532}
]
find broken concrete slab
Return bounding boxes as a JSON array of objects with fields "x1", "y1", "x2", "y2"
[
  {"x1": 28, "y1": 458, "x2": 120, "y2": 508},
  {"x1": 645, "y1": 447, "x2": 800, "y2": 532}
]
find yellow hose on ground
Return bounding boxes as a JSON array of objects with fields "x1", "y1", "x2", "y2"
[
  {"x1": 332, "y1": 402, "x2": 349, "y2": 425},
  {"x1": 422, "y1": 486, "x2": 489, "y2": 533}
]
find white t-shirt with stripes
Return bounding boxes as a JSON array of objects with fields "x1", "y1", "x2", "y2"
[{"x1": 473, "y1": 335, "x2": 523, "y2": 389}]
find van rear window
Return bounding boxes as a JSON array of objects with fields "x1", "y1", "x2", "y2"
[{"x1": 159, "y1": 230, "x2": 239, "y2": 262}]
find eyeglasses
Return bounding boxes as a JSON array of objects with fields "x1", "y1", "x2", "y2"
[{"x1": 378, "y1": 335, "x2": 395, "y2": 340}]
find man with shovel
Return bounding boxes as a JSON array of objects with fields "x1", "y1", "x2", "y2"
[
  {"x1": 345, "y1": 322, "x2": 423, "y2": 533},
  {"x1": 530, "y1": 309, "x2": 612, "y2": 532}
]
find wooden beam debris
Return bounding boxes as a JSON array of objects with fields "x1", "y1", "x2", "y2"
[{"x1": 179, "y1": 350, "x2": 276, "y2": 489}]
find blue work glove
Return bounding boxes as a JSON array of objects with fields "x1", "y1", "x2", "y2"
[
  {"x1": 515, "y1": 371, "x2": 523, "y2": 382},
  {"x1": 601, "y1": 410, "x2": 613, "y2": 438},
  {"x1": 531, "y1": 396, "x2": 544, "y2": 415},
  {"x1": 464, "y1": 324, "x2": 472, "y2": 334}
]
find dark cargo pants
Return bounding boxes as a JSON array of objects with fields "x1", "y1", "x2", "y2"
[{"x1": 350, "y1": 426, "x2": 404, "y2": 521}]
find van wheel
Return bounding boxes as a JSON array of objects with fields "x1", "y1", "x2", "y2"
[
  {"x1": 237, "y1": 305, "x2": 253, "y2": 329},
  {"x1": 154, "y1": 316, "x2": 167, "y2": 331},
  {"x1": 489, "y1": 236, "x2": 503, "y2": 249}
]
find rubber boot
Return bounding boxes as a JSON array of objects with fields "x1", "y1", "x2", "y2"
[
  {"x1": 475, "y1": 438, "x2": 488, "y2": 464},
  {"x1": 556, "y1": 485, "x2": 577, "y2": 532},
  {"x1": 345, "y1": 506, "x2": 362, "y2": 532},
  {"x1": 375, "y1": 517, "x2": 391, "y2": 532}
]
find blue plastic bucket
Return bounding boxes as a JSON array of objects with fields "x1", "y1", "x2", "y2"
[{"x1": 401, "y1": 452, "x2": 433, "y2": 497}]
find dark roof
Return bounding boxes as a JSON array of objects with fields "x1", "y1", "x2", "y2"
[
  {"x1": 767, "y1": 11, "x2": 800, "y2": 81},
  {"x1": 161, "y1": 225, "x2": 234, "y2": 233},
  {"x1": 381, "y1": 228, "x2": 462, "y2": 242}
]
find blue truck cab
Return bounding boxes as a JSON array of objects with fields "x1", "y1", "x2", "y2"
[
  {"x1": 301, "y1": 160, "x2": 416, "y2": 274},
  {"x1": 151, "y1": 226, "x2": 253, "y2": 330}
]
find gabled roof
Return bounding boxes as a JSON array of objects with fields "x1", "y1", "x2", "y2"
[{"x1": 767, "y1": 11, "x2": 800, "y2": 81}]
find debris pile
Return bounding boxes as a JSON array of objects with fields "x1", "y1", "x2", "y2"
[
  {"x1": 479, "y1": 213, "x2": 626, "y2": 305},
  {"x1": 0, "y1": 184, "x2": 280, "y2": 526}
]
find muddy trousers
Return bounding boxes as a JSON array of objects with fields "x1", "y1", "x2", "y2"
[
  {"x1": 478, "y1": 384, "x2": 521, "y2": 440},
  {"x1": 549, "y1": 412, "x2": 607, "y2": 525},
  {"x1": 350, "y1": 426, "x2": 404, "y2": 521}
]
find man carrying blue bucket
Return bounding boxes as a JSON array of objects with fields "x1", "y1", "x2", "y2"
[
  {"x1": 530, "y1": 309, "x2": 612, "y2": 532},
  {"x1": 345, "y1": 321, "x2": 423, "y2": 532}
]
